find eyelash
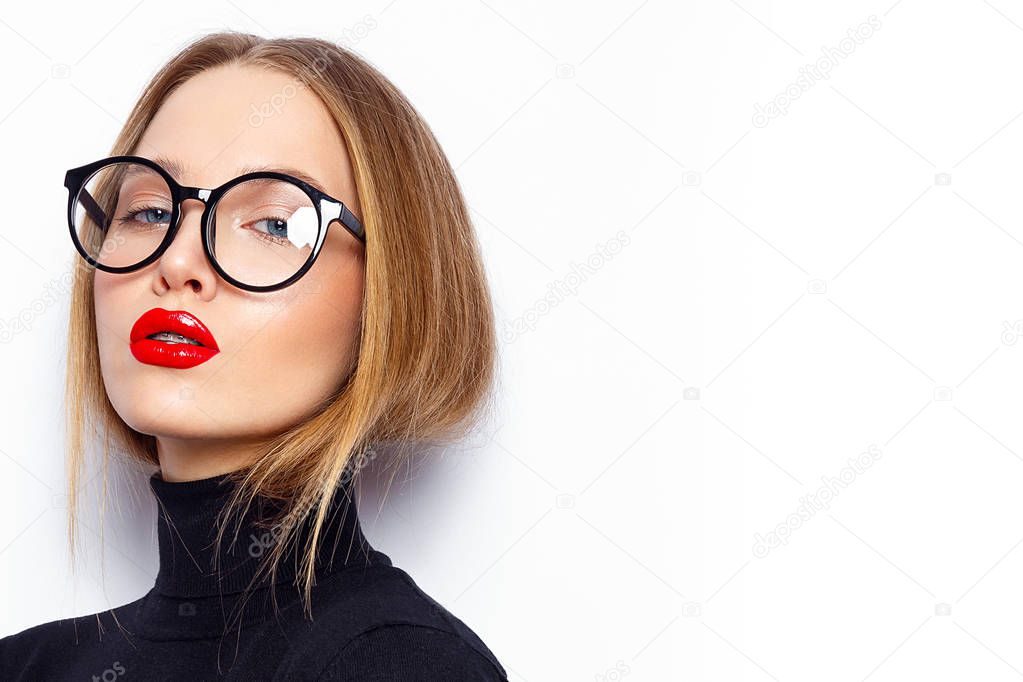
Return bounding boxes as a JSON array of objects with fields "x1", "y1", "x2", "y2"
[{"x1": 116, "y1": 206, "x2": 170, "y2": 230}]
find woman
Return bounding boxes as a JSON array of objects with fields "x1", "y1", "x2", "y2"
[{"x1": 0, "y1": 30, "x2": 506, "y2": 680}]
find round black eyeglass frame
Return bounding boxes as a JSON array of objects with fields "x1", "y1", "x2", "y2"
[{"x1": 63, "y1": 155, "x2": 366, "y2": 293}]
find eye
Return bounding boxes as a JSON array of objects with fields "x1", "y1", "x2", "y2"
[
  {"x1": 251, "y1": 217, "x2": 290, "y2": 242},
  {"x1": 119, "y1": 206, "x2": 171, "y2": 226}
]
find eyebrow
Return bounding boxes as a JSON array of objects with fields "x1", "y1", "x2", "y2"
[{"x1": 150, "y1": 156, "x2": 331, "y2": 195}]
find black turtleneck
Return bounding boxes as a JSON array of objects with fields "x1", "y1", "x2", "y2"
[{"x1": 0, "y1": 470, "x2": 508, "y2": 680}]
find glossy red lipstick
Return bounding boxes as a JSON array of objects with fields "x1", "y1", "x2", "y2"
[{"x1": 130, "y1": 308, "x2": 220, "y2": 369}]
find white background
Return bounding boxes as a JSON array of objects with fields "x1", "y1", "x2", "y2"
[{"x1": 2, "y1": 1, "x2": 1023, "y2": 680}]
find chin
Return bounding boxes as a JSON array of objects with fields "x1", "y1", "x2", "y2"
[
  {"x1": 103, "y1": 371, "x2": 199, "y2": 432},
  {"x1": 115, "y1": 398, "x2": 209, "y2": 439}
]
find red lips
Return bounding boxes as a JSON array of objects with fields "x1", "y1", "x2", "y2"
[{"x1": 129, "y1": 308, "x2": 220, "y2": 369}]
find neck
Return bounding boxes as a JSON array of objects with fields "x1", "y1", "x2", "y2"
[{"x1": 155, "y1": 437, "x2": 260, "y2": 482}]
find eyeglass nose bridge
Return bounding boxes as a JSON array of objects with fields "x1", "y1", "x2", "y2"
[
  {"x1": 178, "y1": 186, "x2": 214, "y2": 204},
  {"x1": 171, "y1": 186, "x2": 217, "y2": 230}
]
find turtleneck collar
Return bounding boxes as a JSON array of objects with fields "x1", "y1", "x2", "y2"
[
  {"x1": 148, "y1": 469, "x2": 374, "y2": 600},
  {"x1": 134, "y1": 469, "x2": 389, "y2": 642}
]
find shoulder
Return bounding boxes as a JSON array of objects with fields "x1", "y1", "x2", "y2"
[
  {"x1": 317, "y1": 623, "x2": 507, "y2": 681},
  {"x1": 279, "y1": 563, "x2": 507, "y2": 681},
  {"x1": 0, "y1": 598, "x2": 142, "y2": 679},
  {"x1": 1, "y1": 600, "x2": 137, "y2": 649}
]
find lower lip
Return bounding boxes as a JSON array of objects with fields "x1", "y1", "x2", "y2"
[{"x1": 130, "y1": 339, "x2": 219, "y2": 369}]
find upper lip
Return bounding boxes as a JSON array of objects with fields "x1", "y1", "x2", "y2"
[{"x1": 130, "y1": 308, "x2": 219, "y2": 350}]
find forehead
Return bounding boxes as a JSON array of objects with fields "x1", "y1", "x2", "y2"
[{"x1": 134, "y1": 63, "x2": 352, "y2": 197}]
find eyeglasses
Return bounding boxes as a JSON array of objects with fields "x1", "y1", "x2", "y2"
[{"x1": 64, "y1": 155, "x2": 366, "y2": 292}]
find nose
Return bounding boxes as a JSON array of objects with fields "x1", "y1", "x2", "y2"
[{"x1": 153, "y1": 196, "x2": 218, "y2": 298}]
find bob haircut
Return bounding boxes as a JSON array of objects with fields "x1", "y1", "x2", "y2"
[{"x1": 63, "y1": 30, "x2": 497, "y2": 622}]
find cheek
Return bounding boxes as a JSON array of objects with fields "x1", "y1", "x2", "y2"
[
  {"x1": 92, "y1": 272, "x2": 130, "y2": 377},
  {"x1": 226, "y1": 259, "x2": 364, "y2": 419},
  {"x1": 93, "y1": 271, "x2": 115, "y2": 332},
  {"x1": 92, "y1": 271, "x2": 162, "y2": 432},
  {"x1": 296, "y1": 236, "x2": 366, "y2": 365},
  {"x1": 296, "y1": 261, "x2": 364, "y2": 372}
]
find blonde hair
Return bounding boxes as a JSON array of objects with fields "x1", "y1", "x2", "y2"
[{"x1": 64, "y1": 31, "x2": 497, "y2": 627}]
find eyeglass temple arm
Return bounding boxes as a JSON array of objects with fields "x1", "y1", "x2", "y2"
[
  {"x1": 335, "y1": 203, "x2": 366, "y2": 242},
  {"x1": 77, "y1": 188, "x2": 111, "y2": 231}
]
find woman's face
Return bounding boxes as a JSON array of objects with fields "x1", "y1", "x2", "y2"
[{"x1": 93, "y1": 63, "x2": 365, "y2": 478}]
